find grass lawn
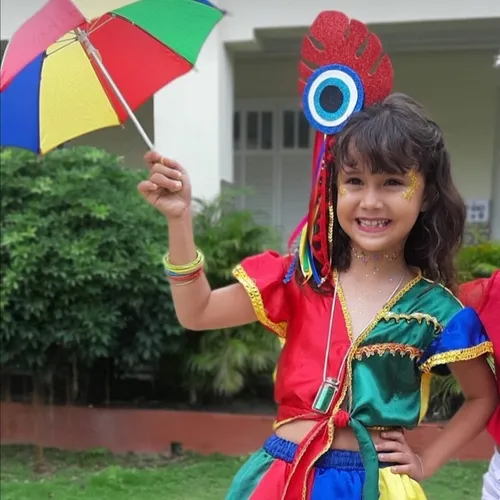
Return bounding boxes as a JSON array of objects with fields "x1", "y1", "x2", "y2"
[{"x1": 1, "y1": 445, "x2": 488, "y2": 499}]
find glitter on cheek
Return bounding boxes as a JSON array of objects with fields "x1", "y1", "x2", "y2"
[
  {"x1": 338, "y1": 185, "x2": 348, "y2": 196},
  {"x1": 402, "y1": 170, "x2": 420, "y2": 201}
]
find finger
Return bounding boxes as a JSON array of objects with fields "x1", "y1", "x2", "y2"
[
  {"x1": 376, "y1": 441, "x2": 405, "y2": 453},
  {"x1": 390, "y1": 464, "x2": 413, "y2": 475},
  {"x1": 144, "y1": 150, "x2": 162, "y2": 166},
  {"x1": 149, "y1": 172, "x2": 183, "y2": 192},
  {"x1": 381, "y1": 431, "x2": 406, "y2": 444},
  {"x1": 137, "y1": 180, "x2": 159, "y2": 195},
  {"x1": 378, "y1": 452, "x2": 409, "y2": 464},
  {"x1": 150, "y1": 163, "x2": 183, "y2": 181},
  {"x1": 159, "y1": 156, "x2": 187, "y2": 175}
]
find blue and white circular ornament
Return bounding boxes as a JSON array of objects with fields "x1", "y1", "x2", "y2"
[{"x1": 302, "y1": 64, "x2": 365, "y2": 135}]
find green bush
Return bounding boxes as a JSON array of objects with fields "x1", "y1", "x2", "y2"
[
  {"x1": 1, "y1": 147, "x2": 280, "y2": 406},
  {"x1": 0, "y1": 146, "x2": 182, "y2": 383},
  {"x1": 456, "y1": 241, "x2": 500, "y2": 282}
]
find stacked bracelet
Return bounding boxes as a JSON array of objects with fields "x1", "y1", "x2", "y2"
[{"x1": 163, "y1": 249, "x2": 205, "y2": 286}]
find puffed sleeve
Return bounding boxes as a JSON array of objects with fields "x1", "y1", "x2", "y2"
[
  {"x1": 232, "y1": 250, "x2": 293, "y2": 338},
  {"x1": 418, "y1": 307, "x2": 493, "y2": 375}
]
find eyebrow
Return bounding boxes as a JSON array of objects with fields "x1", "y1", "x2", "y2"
[{"x1": 339, "y1": 168, "x2": 407, "y2": 177}]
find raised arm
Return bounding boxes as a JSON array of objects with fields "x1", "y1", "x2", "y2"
[{"x1": 137, "y1": 152, "x2": 257, "y2": 331}]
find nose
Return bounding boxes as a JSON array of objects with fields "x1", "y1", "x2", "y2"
[{"x1": 359, "y1": 187, "x2": 383, "y2": 210}]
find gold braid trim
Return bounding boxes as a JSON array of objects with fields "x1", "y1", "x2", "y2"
[
  {"x1": 232, "y1": 264, "x2": 287, "y2": 338},
  {"x1": 419, "y1": 341, "x2": 494, "y2": 373},
  {"x1": 354, "y1": 343, "x2": 423, "y2": 361},
  {"x1": 381, "y1": 312, "x2": 443, "y2": 333}
]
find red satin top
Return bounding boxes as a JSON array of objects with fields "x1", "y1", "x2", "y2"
[
  {"x1": 459, "y1": 270, "x2": 500, "y2": 446},
  {"x1": 233, "y1": 250, "x2": 353, "y2": 497}
]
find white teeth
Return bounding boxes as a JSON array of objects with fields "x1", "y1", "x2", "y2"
[{"x1": 358, "y1": 219, "x2": 389, "y2": 228}]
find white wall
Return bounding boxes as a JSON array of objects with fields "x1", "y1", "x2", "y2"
[
  {"x1": 219, "y1": 0, "x2": 500, "y2": 44},
  {"x1": 3, "y1": 0, "x2": 499, "y2": 44},
  {"x1": 1, "y1": 0, "x2": 45, "y2": 39},
  {"x1": 492, "y1": 87, "x2": 500, "y2": 240},
  {"x1": 153, "y1": 25, "x2": 234, "y2": 201}
]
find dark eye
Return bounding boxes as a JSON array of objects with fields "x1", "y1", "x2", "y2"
[
  {"x1": 346, "y1": 178, "x2": 363, "y2": 185},
  {"x1": 385, "y1": 179, "x2": 403, "y2": 186}
]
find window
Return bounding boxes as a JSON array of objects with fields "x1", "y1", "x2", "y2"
[
  {"x1": 246, "y1": 111, "x2": 259, "y2": 150},
  {"x1": 283, "y1": 110, "x2": 311, "y2": 149},
  {"x1": 261, "y1": 111, "x2": 273, "y2": 150},
  {"x1": 283, "y1": 111, "x2": 295, "y2": 149},
  {"x1": 298, "y1": 113, "x2": 311, "y2": 149},
  {"x1": 236, "y1": 110, "x2": 275, "y2": 151},
  {"x1": 233, "y1": 105, "x2": 311, "y2": 152}
]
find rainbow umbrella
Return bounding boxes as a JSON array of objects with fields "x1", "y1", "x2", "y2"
[{"x1": 0, "y1": 0, "x2": 224, "y2": 154}]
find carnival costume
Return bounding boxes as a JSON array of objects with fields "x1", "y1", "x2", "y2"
[
  {"x1": 224, "y1": 11, "x2": 493, "y2": 500},
  {"x1": 459, "y1": 270, "x2": 500, "y2": 499}
]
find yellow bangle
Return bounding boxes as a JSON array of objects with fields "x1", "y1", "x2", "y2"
[{"x1": 163, "y1": 249, "x2": 205, "y2": 277}]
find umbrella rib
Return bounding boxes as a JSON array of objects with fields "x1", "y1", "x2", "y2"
[
  {"x1": 45, "y1": 35, "x2": 79, "y2": 58},
  {"x1": 44, "y1": 16, "x2": 112, "y2": 61},
  {"x1": 88, "y1": 16, "x2": 115, "y2": 35}
]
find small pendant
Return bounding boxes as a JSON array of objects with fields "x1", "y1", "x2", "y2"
[{"x1": 312, "y1": 377, "x2": 339, "y2": 414}]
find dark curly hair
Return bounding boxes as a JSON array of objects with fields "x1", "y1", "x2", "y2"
[{"x1": 326, "y1": 93, "x2": 466, "y2": 292}]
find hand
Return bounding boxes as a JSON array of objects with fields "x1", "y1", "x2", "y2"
[
  {"x1": 137, "y1": 151, "x2": 192, "y2": 220},
  {"x1": 376, "y1": 431, "x2": 425, "y2": 482}
]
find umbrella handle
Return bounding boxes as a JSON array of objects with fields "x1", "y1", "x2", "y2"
[{"x1": 75, "y1": 28, "x2": 155, "y2": 152}]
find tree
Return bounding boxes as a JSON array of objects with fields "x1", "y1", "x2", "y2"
[{"x1": 1, "y1": 146, "x2": 182, "y2": 403}]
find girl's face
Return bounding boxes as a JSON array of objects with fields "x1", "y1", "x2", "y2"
[{"x1": 336, "y1": 160, "x2": 425, "y2": 254}]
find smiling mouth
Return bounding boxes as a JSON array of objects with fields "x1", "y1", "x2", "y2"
[{"x1": 357, "y1": 219, "x2": 391, "y2": 228}]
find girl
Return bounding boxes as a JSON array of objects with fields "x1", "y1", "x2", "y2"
[
  {"x1": 137, "y1": 11, "x2": 497, "y2": 500},
  {"x1": 459, "y1": 270, "x2": 500, "y2": 500}
]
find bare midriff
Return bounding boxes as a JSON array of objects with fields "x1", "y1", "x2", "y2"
[{"x1": 276, "y1": 419, "x2": 387, "y2": 451}]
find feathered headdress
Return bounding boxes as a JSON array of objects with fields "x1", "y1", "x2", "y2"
[{"x1": 284, "y1": 12, "x2": 394, "y2": 286}]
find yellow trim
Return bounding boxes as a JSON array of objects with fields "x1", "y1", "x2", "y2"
[
  {"x1": 381, "y1": 312, "x2": 443, "y2": 333},
  {"x1": 272, "y1": 412, "x2": 317, "y2": 431},
  {"x1": 335, "y1": 271, "x2": 354, "y2": 343},
  {"x1": 419, "y1": 341, "x2": 494, "y2": 373},
  {"x1": 419, "y1": 372, "x2": 432, "y2": 423},
  {"x1": 232, "y1": 264, "x2": 287, "y2": 338},
  {"x1": 354, "y1": 343, "x2": 423, "y2": 361},
  {"x1": 273, "y1": 337, "x2": 286, "y2": 382},
  {"x1": 40, "y1": 33, "x2": 119, "y2": 153}
]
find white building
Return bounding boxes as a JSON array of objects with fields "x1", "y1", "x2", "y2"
[{"x1": 2, "y1": 0, "x2": 500, "y2": 243}]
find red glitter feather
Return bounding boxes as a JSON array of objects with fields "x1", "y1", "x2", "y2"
[
  {"x1": 298, "y1": 11, "x2": 393, "y2": 107},
  {"x1": 297, "y1": 11, "x2": 394, "y2": 281}
]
